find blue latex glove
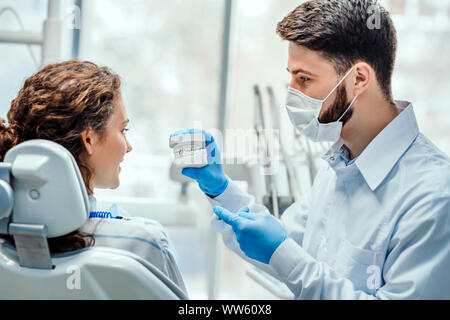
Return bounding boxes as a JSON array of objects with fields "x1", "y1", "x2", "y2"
[
  {"x1": 170, "y1": 129, "x2": 229, "y2": 196},
  {"x1": 213, "y1": 205, "x2": 288, "y2": 264}
]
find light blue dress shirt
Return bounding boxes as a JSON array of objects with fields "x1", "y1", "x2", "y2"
[{"x1": 210, "y1": 101, "x2": 450, "y2": 299}]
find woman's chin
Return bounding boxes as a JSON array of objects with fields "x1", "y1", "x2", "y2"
[
  {"x1": 110, "y1": 180, "x2": 120, "y2": 189},
  {"x1": 94, "y1": 179, "x2": 120, "y2": 191}
]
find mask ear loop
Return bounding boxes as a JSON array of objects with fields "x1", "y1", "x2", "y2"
[
  {"x1": 337, "y1": 95, "x2": 359, "y2": 122},
  {"x1": 322, "y1": 66, "x2": 356, "y2": 103}
]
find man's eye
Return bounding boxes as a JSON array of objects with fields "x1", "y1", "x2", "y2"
[
  {"x1": 299, "y1": 76, "x2": 310, "y2": 82},
  {"x1": 122, "y1": 128, "x2": 129, "y2": 134}
]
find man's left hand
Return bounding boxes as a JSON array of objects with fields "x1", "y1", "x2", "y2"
[{"x1": 213, "y1": 205, "x2": 287, "y2": 264}]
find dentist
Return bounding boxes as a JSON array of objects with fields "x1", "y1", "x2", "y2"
[{"x1": 171, "y1": 0, "x2": 450, "y2": 299}]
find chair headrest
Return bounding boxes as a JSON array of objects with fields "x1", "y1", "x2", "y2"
[{"x1": 4, "y1": 140, "x2": 89, "y2": 238}]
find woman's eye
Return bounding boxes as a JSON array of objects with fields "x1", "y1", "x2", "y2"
[{"x1": 122, "y1": 128, "x2": 129, "y2": 135}]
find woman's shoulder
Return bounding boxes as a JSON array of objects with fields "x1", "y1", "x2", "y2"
[
  {"x1": 80, "y1": 204, "x2": 185, "y2": 293},
  {"x1": 81, "y1": 216, "x2": 168, "y2": 242},
  {"x1": 83, "y1": 201, "x2": 166, "y2": 239}
]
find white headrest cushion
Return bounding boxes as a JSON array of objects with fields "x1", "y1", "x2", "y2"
[{"x1": 4, "y1": 140, "x2": 89, "y2": 238}]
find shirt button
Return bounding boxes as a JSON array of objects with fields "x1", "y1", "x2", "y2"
[{"x1": 330, "y1": 156, "x2": 335, "y2": 161}]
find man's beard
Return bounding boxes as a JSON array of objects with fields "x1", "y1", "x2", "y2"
[{"x1": 318, "y1": 85, "x2": 353, "y2": 125}]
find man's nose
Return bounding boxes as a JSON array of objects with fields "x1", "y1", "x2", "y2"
[{"x1": 289, "y1": 76, "x2": 300, "y2": 91}]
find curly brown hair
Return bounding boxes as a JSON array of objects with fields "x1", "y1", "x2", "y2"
[
  {"x1": 0, "y1": 60, "x2": 121, "y2": 194},
  {"x1": 0, "y1": 60, "x2": 122, "y2": 253}
]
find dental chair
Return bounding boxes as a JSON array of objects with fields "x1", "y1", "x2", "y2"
[{"x1": 0, "y1": 140, "x2": 188, "y2": 300}]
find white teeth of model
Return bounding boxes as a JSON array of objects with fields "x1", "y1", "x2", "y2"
[
  {"x1": 169, "y1": 133, "x2": 205, "y2": 148},
  {"x1": 169, "y1": 133, "x2": 208, "y2": 168}
]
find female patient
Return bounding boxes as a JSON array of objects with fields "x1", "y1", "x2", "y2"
[{"x1": 0, "y1": 60, "x2": 186, "y2": 292}]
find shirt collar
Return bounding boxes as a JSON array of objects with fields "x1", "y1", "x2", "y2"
[{"x1": 323, "y1": 101, "x2": 419, "y2": 191}]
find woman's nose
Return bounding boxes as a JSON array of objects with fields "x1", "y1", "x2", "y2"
[{"x1": 126, "y1": 137, "x2": 132, "y2": 153}]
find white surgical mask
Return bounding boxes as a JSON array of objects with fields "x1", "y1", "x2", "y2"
[{"x1": 285, "y1": 66, "x2": 358, "y2": 142}]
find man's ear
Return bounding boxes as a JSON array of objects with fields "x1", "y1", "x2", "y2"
[
  {"x1": 81, "y1": 127, "x2": 95, "y2": 156},
  {"x1": 352, "y1": 61, "x2": 372, "y2": 97}
]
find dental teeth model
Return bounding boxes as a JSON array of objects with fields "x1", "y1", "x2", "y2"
[{"x1": 169, "y1": 133, "x2": 208, "y2": 168}]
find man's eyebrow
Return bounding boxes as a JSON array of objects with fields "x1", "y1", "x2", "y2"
[
  {"x1": 286, "y1": 67, "x2": 314, "y2": 76},
  {"x1": 122, "y1": 119, "x2": 130, "y2": 125}
]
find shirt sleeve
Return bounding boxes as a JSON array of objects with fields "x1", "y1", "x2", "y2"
[
  {"x1": 269, "y1": 194, "x2": 450, "y2": 300},
  {"x1": 206, "y1": 180, "x2": 255, "y2": 213}
]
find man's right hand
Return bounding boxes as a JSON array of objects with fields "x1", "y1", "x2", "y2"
[{"x1": 169, "y1": 129, "x2": 229, "y2": 197}]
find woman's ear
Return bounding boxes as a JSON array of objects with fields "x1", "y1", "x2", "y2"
[{"x1": 81, "y1": 127, "x2": 95, "y2": 156}]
